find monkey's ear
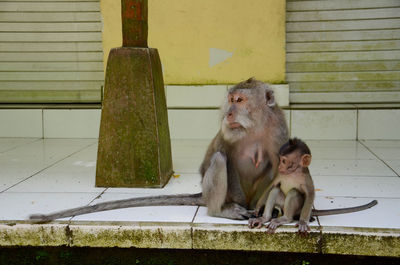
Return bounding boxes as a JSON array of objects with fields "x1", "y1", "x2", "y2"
[
  {"x1": 266, "y1": 90, "x2": 275, "y2": 107},
  {"x1": 246, "y1": 77, "x2": 256, "y2": 83},
  {"x1": 300, "y1": 154, "x2": 312, "y2": 167}
]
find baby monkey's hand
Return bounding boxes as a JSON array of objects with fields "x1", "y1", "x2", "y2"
[{"x1": 296, "y1": 220, "x2": 310, "y2": 236}]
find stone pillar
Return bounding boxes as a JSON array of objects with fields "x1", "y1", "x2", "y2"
[{"x1": 96, "y1": 0, "x2": 173, "y2": 187}]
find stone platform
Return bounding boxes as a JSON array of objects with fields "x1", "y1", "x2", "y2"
[{"x1": 0, "y1": 138, "x2": 399, "y2": 257}]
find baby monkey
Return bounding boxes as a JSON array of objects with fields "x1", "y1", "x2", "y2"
[
  {"x1": 249, "y1": 138, "x2": 314, "y2": 234},
  {"x1": 248, "y1": 138, "x2": 377, "y2": 235}
]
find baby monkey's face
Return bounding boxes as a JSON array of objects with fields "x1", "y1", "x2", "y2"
[
  {"x1": 278, "y1": 151, "x2": 311, "y2": 175},
  {"x1": 279, "y1": 153, "x2": 298, "y2": 174}
]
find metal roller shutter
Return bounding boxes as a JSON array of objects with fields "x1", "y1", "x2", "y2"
[
  {"x1": 0, "y1": 0, "x2": 104, "y2": 103},
  {"x1": 286, "y1": 0, "x2": 400, "y2": 103}
]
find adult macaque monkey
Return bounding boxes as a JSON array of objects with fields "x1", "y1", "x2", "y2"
[
  {"x1": 249, "y1": 138, "x2": 378, "y2": 235},
  {"x1": 199, "y1": 77, "x2": 288, "y2": 219},
  {"x1": 30, "y1": 78, "x2": 288, "y2": 222}
]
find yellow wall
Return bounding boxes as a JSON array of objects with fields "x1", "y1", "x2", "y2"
[
  {"x1": 100, "y1": 0, "x2": 122, "y2": 69},
  {"x1": 101, "y1": 0, "x2": 286, "y2": 84}
]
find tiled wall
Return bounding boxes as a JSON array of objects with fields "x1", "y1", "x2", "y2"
[
  {"x1": 290, "y1": 110, "x2": 357, "y2": 140},
  {"x1": 0, "y1": 109, "x2": 101, "y2": 138},
  {"x1": 0, "y1": 108, "x2": 399, "y2": 140}
]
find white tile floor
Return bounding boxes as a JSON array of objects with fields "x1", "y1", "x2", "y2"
[{"x1": 0, "y1": 138, "x2": 399, "y2": 230}]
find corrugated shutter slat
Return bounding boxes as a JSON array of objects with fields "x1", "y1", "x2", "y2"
[
  {"x1": 287, "y1": 0, "x2": 400, "y2": 103},
  {"x1": 0, "y1": 0, "x2": 104, "y2": 103}
]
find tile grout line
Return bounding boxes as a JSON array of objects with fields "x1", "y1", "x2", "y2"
[
  {"x1": 0, "y1": 138, "x2": 42, "y2": 155},
  {"x1": 356, "y1": 108, "x2": 359, "y2": 141},
  {"x1": 289, "y1": 109, "x2": 293, "y2": 138},
  {"x1": 0, "y1": 141, "x2": 98, "y2": 193},
  {"x1": 191, "y1": 206, "x2": 200, "y2": 224},
  {"x1": 312, "y1": 174, "x2": 397, "y2": 178},
  {"x1": 316, "y1": 195, "x2": 398, "y2": 200},
  {"x1": 358, "y1": 140, "x2": 400, "y2": 177},
  {"x1": 42, "y1": 109, "x2": 44, "y2": 139},
  {"x1": 68, "y1": 188, "x2": 108, "y2": 224},
  {"x1": 190, "y1": 206, "x2": 200, "y2": 250}
]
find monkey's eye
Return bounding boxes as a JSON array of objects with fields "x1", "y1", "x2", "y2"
[
  {"x1": 230, "y1": 97, "x2": 234, "y2": 103},
  {"x1": 237, "y1": 97, "x2": 243, "y2": 103}
]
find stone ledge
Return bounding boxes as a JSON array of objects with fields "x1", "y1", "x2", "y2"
[
  {"x1": 321, "y1": 227, "x2": 400, "y2": 257},
  {"x1": 70, "y1": 223, "x2": 192, "y2": 249},
  {"x1": 1, "y1": 222, "x2": 399, "y2": 257},
  {"x1": 0, "y1": 223, "x2": 69, "y2": 247},
  {"x1": 192, "y1": 224, "x2": 320, "y2": 253}
]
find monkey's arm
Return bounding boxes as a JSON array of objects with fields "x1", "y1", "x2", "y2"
[
  {"x1": 30, "y1": 193, "x2": 204, "y2": 223},
  {"x1": 249, "y1": 186, "x2": 281, "y2": 228},
  {"x1": 311, "y1": 200, "x2": 378, "y2": 216},
  {"x1": 297, "y1": 184, "x2": 315, "y2": 234},
  {"x1": 199, "y1": 132, "x2": 223, "y2": 176},
  {"x1": 254, "y1": 178, "x2": 279, "y2": 214}
]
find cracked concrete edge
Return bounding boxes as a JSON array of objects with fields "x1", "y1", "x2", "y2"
[{"x1": 1, "y1": 222, "x2": 400, "y2": 257}]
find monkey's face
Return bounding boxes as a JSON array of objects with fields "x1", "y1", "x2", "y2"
[
  {"x1": 278, "y1": 153, "x2": 300, "y2": 174},
  {"x1": 226, "y1": 92, "x2": 250, "y2": 128},
  {"x1": 221, "y1": 91, "x2": 256, "y2": 142},
  {"x1": 278, "y1": 152, "x2": 312, "y2": 174}
]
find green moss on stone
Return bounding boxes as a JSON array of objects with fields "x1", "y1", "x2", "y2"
[
  {"x1": 322, "y1": 233, "x2": 400, "y2": 257},
  {"x1": 0, "y1": 224, "x2": 68, "y2": 247},
  {"x1": 69, "y1": 225, "x2": 192, "y2": 249},
  {"x1": 96, "y1": 47, "x2": 172, "y2": 188},
  {"x1": 193, "y1": 226, "x2": 320, "y2": 253}
]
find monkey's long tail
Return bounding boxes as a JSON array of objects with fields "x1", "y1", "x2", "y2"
[
  {"x1": 29, "y1": 192, "x2": 204, "y2": 223},
  {"x1": 311, "y1": 199, "x2": 377, "y2": 216}
]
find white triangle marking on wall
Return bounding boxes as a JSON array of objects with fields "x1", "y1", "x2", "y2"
[{"x1": 209, "y1": 48, "x2": 233, "y2": 67}]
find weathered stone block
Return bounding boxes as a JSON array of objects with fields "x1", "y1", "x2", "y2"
[
  {"x1": 0, "y1": 224, "x2": 69, "y2": 247},
  {"x1": 96, "y1": 47, "x2": 173, "y2": 187},
  {"x1": 69, "y1": 224, "x2": 192, "y2": 249}
]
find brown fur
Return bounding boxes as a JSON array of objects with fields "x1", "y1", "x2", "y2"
[
  {"x1": 199, "y1": 78, "x2": 289, "y2": 219},
  {"x1": 249, "y1": 138, "x2": 378, "y2": 234},
  {"x1": 30, "y1": 78, "x2": 289, "y2": 222}
]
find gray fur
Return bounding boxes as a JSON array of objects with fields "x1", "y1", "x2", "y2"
[
  {"x1": 199, "y1": 78, "x2": 289, "y2": 219},
  {"x1": 29, "y1": 78, "x2": 288, "y2": 222}
]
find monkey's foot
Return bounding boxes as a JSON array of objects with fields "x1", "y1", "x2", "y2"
[
  {"x1": 248, "y1": 216, "x2": 270, "y2": 229},
  {"x1": 218, "y1": 203, "x2": 252, "y2": 220},
  {"x1": 296, "y1": 220, "x2": 310, "y2": 236}
]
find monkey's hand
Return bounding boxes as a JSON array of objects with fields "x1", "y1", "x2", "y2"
[
  {"x1": 267, "y1": 216, "x2": 290, "y2": 234},
  {"x1": 296, "y1": 220, "x2": 310, "y2": 236},
  {"x1": 267, "y1": 219, "x2": 279, "y2": 234},
  {"x1": 250, "y1": 208, "x2": 262, "y2": 218},
  {"x1": 248, "y1": 216, "x2": 269, "y2": 229}
]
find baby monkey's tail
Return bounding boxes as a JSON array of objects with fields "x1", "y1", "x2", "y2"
[{"x1": 311, "y1": 200, "x2": 377, "y2": 216}]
